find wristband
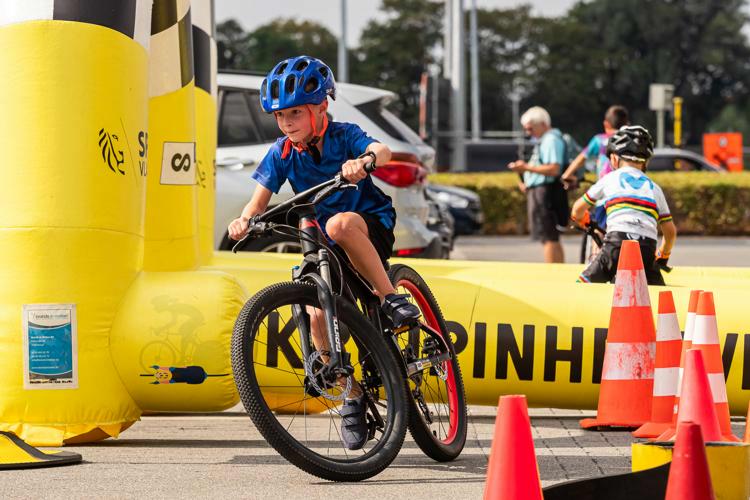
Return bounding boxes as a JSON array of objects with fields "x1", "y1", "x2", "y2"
[{"x1": 358, "y1": 151, "x2": 377, "y2": 163}]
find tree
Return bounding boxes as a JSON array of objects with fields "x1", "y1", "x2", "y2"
[
  {"x1": 216, "y1": 19, "x2": 247, "y2": 69},
  {"x1": 352, "y1": 0, "x2": 444, "y2": 129},
  {"x1": 528, "y1": 0, "x2": 750, "y2": 143},
  {"x1": 216, "y1": 18, "x2": 339, "y2": 75}
]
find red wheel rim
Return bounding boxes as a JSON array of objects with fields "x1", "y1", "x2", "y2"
[{"x1": 397, "y1": 279, "x2": 459, "y2": 444}]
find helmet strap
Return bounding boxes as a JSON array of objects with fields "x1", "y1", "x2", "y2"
[{"x1": 279, "y1": 105, "x2": 328, "y2": 163}]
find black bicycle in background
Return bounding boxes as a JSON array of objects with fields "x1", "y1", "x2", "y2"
[{"x1": 230, "y1": 163, "x2": 467, "y2": 481}]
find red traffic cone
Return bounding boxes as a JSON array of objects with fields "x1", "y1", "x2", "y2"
[
  {"x1": 484, "y1": 395, "x2": 542, "y2": 500},
  {"x1": 657, "y1": 349, "x2": 722, "y2": 442},
  {"x1": 665, "y1": 421, "x2": 715, "y2": 500},
  {"x1": 633, "y1": 291, "x2": 682, "y2": 438},
  {"x1": 690, "y1": 292, "x2": 739, "y2": 441},
  {"x1": 581, "y1": 240, "x2": 655, "y2": 429}
]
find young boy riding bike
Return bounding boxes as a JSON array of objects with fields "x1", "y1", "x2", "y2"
[
  {"x1": 226, "y1": 55, "x2": 420, "y2": 449},
  {"x1": 570, "y1": 125, "x2": 677, "y2": 285}
]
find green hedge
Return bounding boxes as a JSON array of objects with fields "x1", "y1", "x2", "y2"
[{"x1": 430, "y1": 172, "x2": 750, "y2": 235}]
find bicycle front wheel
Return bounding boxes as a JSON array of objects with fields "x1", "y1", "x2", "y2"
[
  {"x1": 231, "y1": 282, "x2": 408, "y2": 481},
  {"x1": 389, "y1": 264, "x2": 468, "y2": 462}
]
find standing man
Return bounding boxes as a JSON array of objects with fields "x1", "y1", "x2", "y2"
[{"x1": 508, "y1": 106, "x2": 568, "y2": 263}]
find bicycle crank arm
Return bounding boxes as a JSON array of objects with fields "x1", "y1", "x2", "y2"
[{"x1": 406, "y1": 352, "x2": 451, "y2": 377}]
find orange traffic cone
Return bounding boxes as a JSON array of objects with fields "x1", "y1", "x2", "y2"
[
  {"x1": 744, "y1": 401, "x2": 750, "y2": 443},
  {"x1": 665, "y1": 421, "x2": 716, "y2": 500},
  {"x1": 659, "y1": 290, "x2": 713, "y2": 440},
  {"x1": 581, "y1": 240, "x2": 655, "y2": 429},
  {"x1": 660, "y1": 349, "x2": 723, "y2": 442},
  {"x1": 633, "y1": 291, "x2": 682, "y2": 438},
  {"x1": 674, "y1": 289, "x2": 703, "y2": 419},
  {"x1": 484, "y1": 395, "x2": 542, "y2": 500},
  {"x1": 690, "y1": 292, "x2": 739, "y2": 441}
]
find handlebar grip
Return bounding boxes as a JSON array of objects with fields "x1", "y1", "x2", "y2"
[{"x1": 364, "y1": 161, "x2": 377, "y2": 174}]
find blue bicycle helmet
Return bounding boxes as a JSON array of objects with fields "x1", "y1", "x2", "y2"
[{"x1": 260, "y1": 56, "x2": 336, "y2": 113}]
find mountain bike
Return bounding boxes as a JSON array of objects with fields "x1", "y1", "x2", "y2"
[{"x1": 230, "y1": 163, "x2": 467, "y2": 481}]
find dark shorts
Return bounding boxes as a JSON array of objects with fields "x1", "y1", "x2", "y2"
[
  {"x1": 580, "y1": 231, "x2": 665, "y2": 285},
  {"x1": 527, "y1": 182, "x2": 569, "y2": 242},
  {"x1": 359, "y1": 212, "x2": 395, "y2": 264}
]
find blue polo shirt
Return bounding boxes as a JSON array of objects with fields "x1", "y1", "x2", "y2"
[
  {"x1": 523, "y1": 128, "x2": 566, "y2": 188},
  {"x1": 251, "y1": 121, "x2": 396, "y2": 235}
]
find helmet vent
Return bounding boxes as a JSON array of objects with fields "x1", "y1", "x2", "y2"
[
  {"x1": 285, "y1": 75, "x2": 296, "y2": 94},
  {"x1": 270, "y1": 80, "x2": 280, "y2": 99},
  {"x1": 318, "y1": 67, "x2": 329, "y2": 78},
  {"x1": 260, "y1": 79, "x2": 268, "y2": 97},
  {"x1": 295, "y1": 60, "x2": 309, "y2": 71},
  {"x1": 276, "y1": 62, "x2": 288, "y2": 75},
  {"x1": 304, "y1": 77, "x2": 319, "y2": 93}
]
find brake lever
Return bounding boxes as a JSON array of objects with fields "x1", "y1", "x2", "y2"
[{"x1": 231, "y1": 220, "x2": 272, "y2": 253}]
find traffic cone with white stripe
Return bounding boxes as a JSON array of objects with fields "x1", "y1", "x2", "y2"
[
  {"x1": 633, "y1": 291, "x2": 682, "y2": 438},
  {"x1": 690, "y1": 292, "x2": 739, "y2": 441},
  {"x1": 673, "y1": 290, "x2": 703, "y2": 419},
  {"x1": 580, "y1": 240, "x2": 656, "y2": 429}
]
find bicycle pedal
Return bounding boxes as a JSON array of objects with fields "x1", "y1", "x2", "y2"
[{"x1": 392, "y1": 324, "x2": 410, "y2": 334}]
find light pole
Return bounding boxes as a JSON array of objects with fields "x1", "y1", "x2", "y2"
[
  {"x1": 469, "y1": 0, "x2": 481, "y2": 142},
  {"x1": 338, "y1": 0, "x2": 348, "y2": 82},
  {"x1": 449, "y1": 0, "x2": 466, "y2": 171}
]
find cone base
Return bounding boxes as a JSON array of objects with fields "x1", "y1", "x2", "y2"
[
  {"x1": 580, "y1": 417, "x2": 644, "y2": 430},
  {"x1": 633, "y1": 421, "x2": 672, "y2": 439},
  {"x1": 0, "y1": 432, "x2": 81, "y2": 470}
]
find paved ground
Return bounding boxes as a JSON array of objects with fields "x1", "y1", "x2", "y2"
[
  {"x1": 451, "y1": 235, "x2": 750, "y2": 266},
  {"x1": 4, "y1": 237, "x2": 749, "y2": 498},
  {"x1": 0, "y1": 407, "x2": 631, "y2": 499}
]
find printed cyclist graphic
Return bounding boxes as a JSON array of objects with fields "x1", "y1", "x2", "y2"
[{"x1": 139, "y1": 295, "x2": 223, "y2": 371}]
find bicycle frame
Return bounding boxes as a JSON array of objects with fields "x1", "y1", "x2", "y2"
[{"x1": 232, "y1": 168, "x2": 451, "y2": 383}]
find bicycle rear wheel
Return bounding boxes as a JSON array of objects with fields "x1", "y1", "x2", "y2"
[
  {"x1": 388, "y1": 264, "x2": 468, "y2": 462},
  {"x1": 231, "y1": 282, "x2": 408, "y2": 481}
]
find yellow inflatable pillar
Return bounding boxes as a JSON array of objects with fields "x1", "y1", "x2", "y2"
[
  {"x1": 144, "y1": 0, "x2": 200, "y2": 271},
  {"x1": 0, "y1": 2, "x2": 151, "y2": 445},
  {"x1": 192, "y1": 1, "x2": 218, "y2": 265},
  {"x1": 110, "y1": 1, "x2": 243, "y2": 413}
]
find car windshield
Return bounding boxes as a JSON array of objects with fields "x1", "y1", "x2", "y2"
[{"x1": 355, "y1": 99, "x2": 426, "y2": 146}]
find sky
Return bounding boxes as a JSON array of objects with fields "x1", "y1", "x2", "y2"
[{"x1": 216, "y1": 0, "x2": 579, "y2": 45}]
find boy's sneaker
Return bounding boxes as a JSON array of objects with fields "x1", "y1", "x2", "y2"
[
  {"x1": 340, "y1": 396, "x2": 368, "y2": 450},
  {"x1": 382, "y1": 293, "x2": 421, "y2": 328}
]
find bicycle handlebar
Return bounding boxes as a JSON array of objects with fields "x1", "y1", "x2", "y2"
[{"x1": 231, "y1": 161, "x2": 377, "y2": 253}]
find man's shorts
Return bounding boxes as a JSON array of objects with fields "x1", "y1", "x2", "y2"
[
  {"x1": 579, "y1": 231, "x2": 665, "y2": 285},
  {"x1": 527, "y1": 182, "x2": 569, "y2": 242}
]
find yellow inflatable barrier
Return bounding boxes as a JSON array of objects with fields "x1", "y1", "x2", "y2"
[{"x1": 207, "y1": 253, "x2": 750, "y2": 415}]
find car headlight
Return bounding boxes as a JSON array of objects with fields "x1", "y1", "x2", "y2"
[{"x1": 435, "y1": 191, "x2": 470, "y2": 209}]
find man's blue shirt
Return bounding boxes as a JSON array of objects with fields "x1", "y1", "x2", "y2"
[
  {"x1": 251, "y1": 121, "x2": 396, "y2": 234},
  {"x1": 523, "y1": 128, "x2": 566, "y2": 188}
]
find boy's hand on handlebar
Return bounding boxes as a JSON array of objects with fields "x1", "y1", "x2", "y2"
[
  {"x1": 342, "y1": 157, "x2": 369, "y2": 184},
  {"x1": 571, "y1": 210, "x2": 591, "y2": 229},
  {"x1": 654, "y1": 249, "x2": 672, "y2": 273},
  {"x1": 228, "y1": 216, "x2": 251, "y2": 241}
]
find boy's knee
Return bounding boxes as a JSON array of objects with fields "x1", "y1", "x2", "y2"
[{"x1": 326, "y1": 213, "x2": 362, "y2": 242}]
